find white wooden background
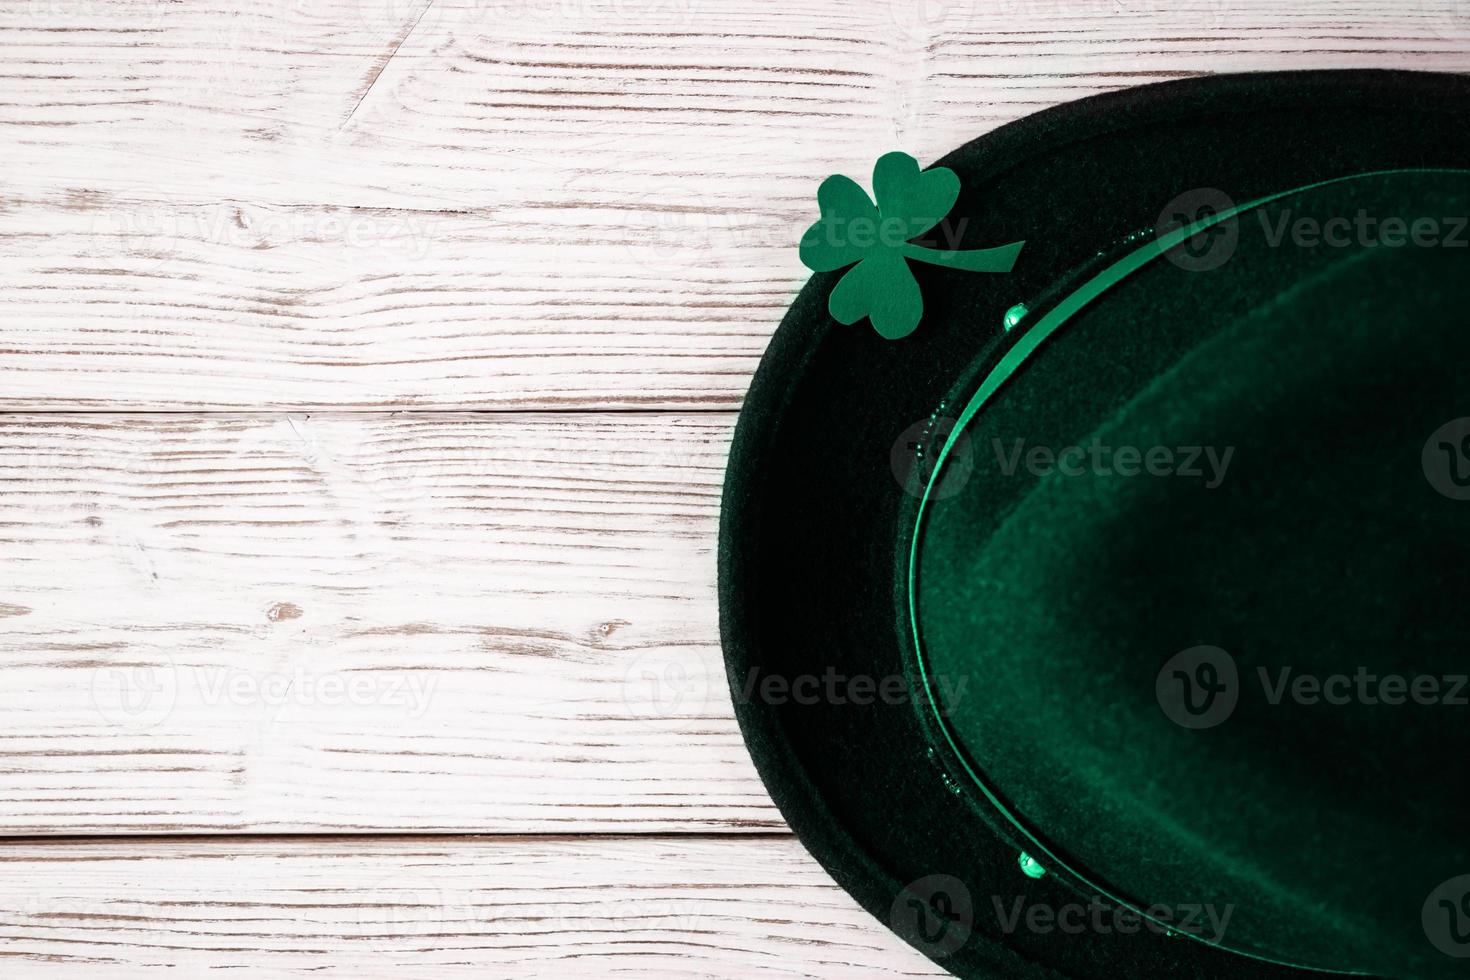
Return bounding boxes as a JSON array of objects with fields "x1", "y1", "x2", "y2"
[{"x1": 0, "y1": 0, "x2": 1463, "y2": 975}]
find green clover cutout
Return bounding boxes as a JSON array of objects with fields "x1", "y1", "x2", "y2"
[{"x1": 799, "y1": 151, "x2": 1025, "y2": 340}]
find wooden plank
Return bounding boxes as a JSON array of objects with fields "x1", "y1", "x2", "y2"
[
  {"x1": 0, "y1": 836, "x2": 947, "y2": 976},
  {"x1": 0, "y1": 413, "x2": 787, "y2": 834},
  {"x1": 1, "y1": 2, "x2": 1464, "y2": 409}
]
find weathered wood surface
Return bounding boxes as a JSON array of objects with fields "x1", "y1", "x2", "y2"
[
  {"x1": 0, "y1": 836, "x2": 946, "y2": 976},
  {"x1": 0, "y1": 413, "x2": 783, "y2": 834},
  {"x1": 1, "y1": 2, "x2": 1464, "y2": 975},
  {"x1": 1, "y1": 1, "x2": 1464, "y2": 410}
]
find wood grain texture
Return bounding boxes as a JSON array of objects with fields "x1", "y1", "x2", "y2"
[
  {"x1": 0, "y1": 1, "x2": 1465, "y2": 409},
  {"x1": 0, "y1": 836, "x2": 947, "y2": 977},
  {"x1": 2, "y1": 4, "x2": 1465, "y2": 972},
  {"x1": 0, "y1": 413, "x2": 783, "y2": 834}
]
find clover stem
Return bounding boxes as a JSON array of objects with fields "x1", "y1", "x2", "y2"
[{"x1": 899, "y1": 240, "x2": 1025, "y2": 274}]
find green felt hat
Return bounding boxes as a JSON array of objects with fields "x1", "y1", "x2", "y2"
[{"x1": 719, "y1": 70, "x2": 1470, "y2": 979}]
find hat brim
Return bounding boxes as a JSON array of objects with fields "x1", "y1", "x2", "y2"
[{"x1": 718, "y1": 69, "x2": 1470, "y2": 980}]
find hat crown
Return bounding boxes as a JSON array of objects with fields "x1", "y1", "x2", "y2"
[{"x1": 913, "y1": 170, "x2": 1470, "y2": 977}]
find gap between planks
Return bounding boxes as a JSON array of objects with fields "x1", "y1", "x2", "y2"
[
  {"x1": 0, "y1": 831, "x2": 796, "y2": 846},
  {"x1": 0, "y1": 407, "x2": 743, "y2": 416},
  {"x1": 0, "y1": 834, "x2": 948, "y2": 977}
]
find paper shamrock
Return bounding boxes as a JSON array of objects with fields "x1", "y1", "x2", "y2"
[{"x1": 799, "y1": 152, "x2": 1025, "y2": 340}]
